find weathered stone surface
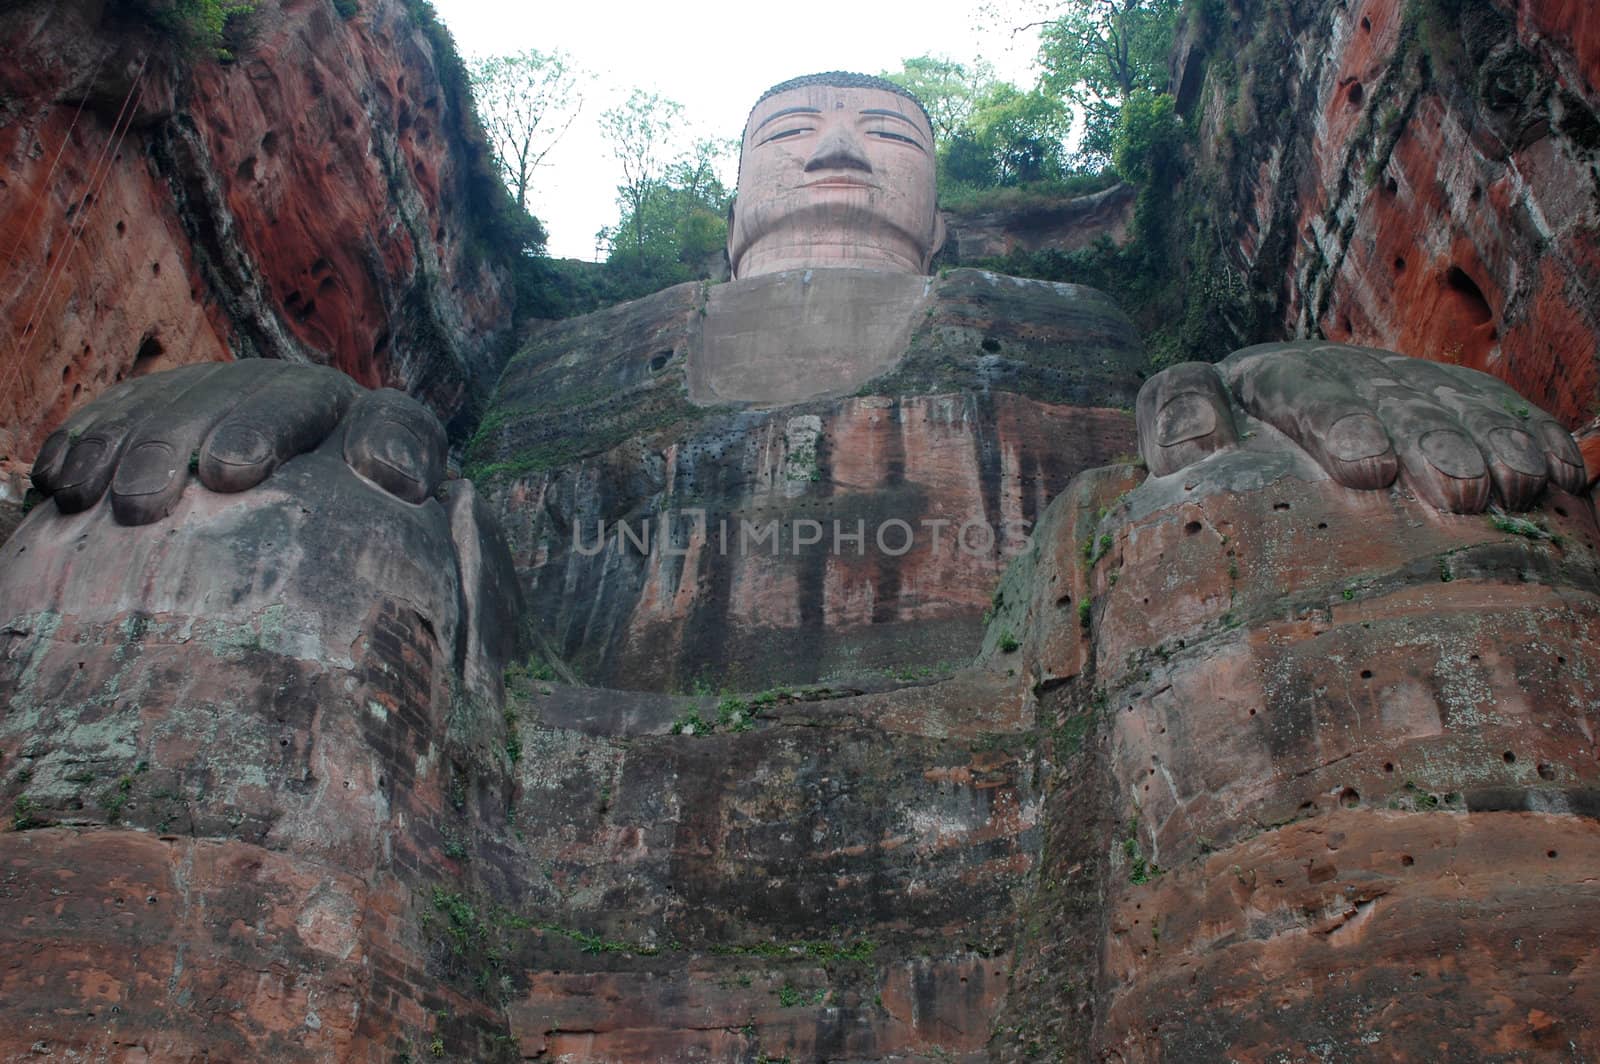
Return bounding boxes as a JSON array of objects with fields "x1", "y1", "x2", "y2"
[
  {"x1": 1182, "y1": 0, "x2": 1600, "y2": 424},
  {"x1": 691, "y1": 269, "x2": 934, "y2": 406},
  {"x1": 0, "y1": 0, "x2": 515, "y2": 485},
  {"x1": 988, "y1": 416, "x2": 1600, "y2": 1058},
  {"x1": 470, "y1": 267, "x2": 1145, "y2": 691},
  {"x1": 941, "y1": 182, "x2": 1137, "y2": 261},
  {"x1": 0, "y1": 445, "x2": 525, "y2": 1060},
  {"x1": 491, "y1": 669, "x2": 1038, "y2": 1063}
]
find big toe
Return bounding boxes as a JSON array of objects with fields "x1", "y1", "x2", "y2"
[
  {"x1": 1136, "y1": 363, "x2": 1238, "y2": 477},
  {"x1": 344, "y1": 390, "x2": 445, "y2": 504},
  {"x1": 1413, "y1": 429, "x2": 1491, "y2": 513},
  {"x1": 1323, "y1": 412, "x2": 1397, "y2": 489}
]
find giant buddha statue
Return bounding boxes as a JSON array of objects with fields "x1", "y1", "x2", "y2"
[{"x1": 1, "y1": 72, "x2": 1597, "y2": 1062}]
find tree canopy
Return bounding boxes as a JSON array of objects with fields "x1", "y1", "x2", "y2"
[
  {"x1": 469, "y1": 49, "x2": 585, "y2": 214},
  {"x1": 882, "y1": 55, "x2": 1076, "y2": 195},
  {"x1": 596, "y1": 93, "x2": 734, "y2": 300},
  {"x1": 1037, "y1": 0, "x2": 1181, "y2": 170}
]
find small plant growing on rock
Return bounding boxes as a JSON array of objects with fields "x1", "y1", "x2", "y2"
[
  {"x1": 670, "y1": 708, "x2": 707, "y2": 735},
  {"x1": 502, "y1": 707, "x2": 521, "y2": 763},
  {"x1": 12, "y1": 795, "x2": 40, "y2": 831},
  {"x1": 998, "y1": 631, "x2": 1020, "y2": 653},
  {"x1": 101, "y1": 776, "x2": 134, "y2": 823},
  {"x1": 1488, "y1": 510, "x2": 1554, "y2": 541}
]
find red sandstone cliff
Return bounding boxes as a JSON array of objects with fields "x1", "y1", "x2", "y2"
[
  {"x1": 0, "y1": 0, "x2": 517, "y2": 498},
  {"x1": 1174, "y1": 0, "x2": 1600, "y2": 425}
]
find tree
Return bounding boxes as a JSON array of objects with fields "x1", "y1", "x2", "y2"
[
  {"x1": 968, "y1": 84, "x2": 1073, "y2": 184},
  {"x1": 935, "y1": 82, "x2": 1073, "y2": 189},
  {"x1": 881, "y1": 56, "x2": 997, "y2": 142},
  {"x1": 126, "y1": 0, "x2": 257, "y2": 57},
  {"x1": 599, "y1": 135, "x2": 734, "y2": 300},
  {"x1": 469, "y1": 49, "x2": 584, "y2": 213},
  {"x1": 1112, "y1": 89, "x2": 1182, "y2": 185},
  {"x1": 1034, "y1": 0, "x2": 1180, "y2": 172},
  {"x1": 1037, "y1": 0, "x2": 1179, "y2": 103},
  {"x1": 599, "y1": 90, "x2": 686, "y2": 260}
]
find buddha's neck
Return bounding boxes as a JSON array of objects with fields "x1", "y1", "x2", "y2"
[{"x1": 732, "y1": 237, "x2": 924, "y2": 279}]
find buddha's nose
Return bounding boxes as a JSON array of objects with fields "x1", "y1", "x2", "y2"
[{"x1": 804, "y1": 127, "x2": 871, "y2": 172}]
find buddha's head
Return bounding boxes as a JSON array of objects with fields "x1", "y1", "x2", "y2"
[{"x1": 728, "y1": 72, "x2": 945, "y2": 279}]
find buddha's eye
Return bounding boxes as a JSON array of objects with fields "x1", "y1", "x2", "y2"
[
  {"x1": 759, "y1": 127, "x2": 810, "y2": 145},
  {"x1": 868, "y1": 130, "x2": 924, "y2": 150}
]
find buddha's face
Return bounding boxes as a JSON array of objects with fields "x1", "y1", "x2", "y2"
[{"x1": 728, "y1": 84, "x2": 944, "y2": 278}]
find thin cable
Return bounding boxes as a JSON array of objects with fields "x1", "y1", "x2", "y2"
[
  {"x1": 9, "y1": 54, "x2": 146, "y2": 356},
  {"x1": 3, "y1": 55, "x2": 148, "y2": 410},
  {"x1": 0, "y1": 49, "x2": 108, "y2": 297}
]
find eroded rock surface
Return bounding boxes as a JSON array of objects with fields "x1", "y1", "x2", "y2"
[
  {"x1": 0, "y1": 0, "x2": 515, "y2": 491},
  {"x1": 941, "y1": 183, "x2": 1137, "y2": 262},
  {"x1": 1179, "y1": 0, "x2": 1600, "y2": 424},
  {"x1": 989, "y1": 430, "x2": 1600, "y2": 1059},
  {"x1": 0, "y1": 454, "x2": 525, "y2": 1061},
  {"x1": 469, "y1": 268, "x2": 1145, "y2": 691}
]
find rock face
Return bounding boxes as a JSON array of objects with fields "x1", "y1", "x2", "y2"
[
  {"x1": 0, "y1": 452, "x2": 525, "y2": 1060},
  {"x1": 987, "y1": 438, "x2": 1600, "y2": 1058},
  {"x1": 1178, "y1": 0, "x2": 1600, "y2": 424},
  {"x1": 941, "y1": 183, "x2": 1138, "y2": 262},
  {"x1": 0, "y1": 0, "x2": 516, "y2": 495},
  {"x1": 469, "y1": 267, "x2": 1146, "y2": 691},
  {"x1": 497, "y1": 670, "x2": 1038, "y2": 1062}
]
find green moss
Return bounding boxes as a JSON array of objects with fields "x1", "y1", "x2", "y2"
[
  {"x1": 1054, "y1": 709, "x2": 1095, "y2": 754},
  {"x1": 1488, "y1": 512, "x2": 1554, "y2": 541},
  {"x1": 709, "y1": 938, "x2": 875, "y2": 963},
  {"x1": 100, "y1": 775, "x2": 135, "y2": 823},
  {"x1": 465, "y1": 394, "x2": 707, "y2": 483},
  {"x1": 429, "y1": 888, "x2": 486, "y2": 954},
  {"x1": 938, "y1": 173, "x2": 1121, "y2": 214},
  {"x1": 12, "y1": 794, "x2": 41, "y2": 831}
]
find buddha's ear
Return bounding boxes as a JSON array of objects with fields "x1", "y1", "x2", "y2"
[{"x1": 928, "y1": 210, "x2": 948, "y2": 268}]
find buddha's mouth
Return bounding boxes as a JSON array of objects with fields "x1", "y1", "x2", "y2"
[{"x1": 802, "y1": 175, "x2": 878, "y2": 190}]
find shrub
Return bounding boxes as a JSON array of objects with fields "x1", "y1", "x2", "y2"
[{"x1": 1113, "y1": 90, "x2": 1183, "y2": 187}]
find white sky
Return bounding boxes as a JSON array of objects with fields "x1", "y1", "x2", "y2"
[{"x1": 429, "y1": 0, "x2": 1044, "y2": 259}]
